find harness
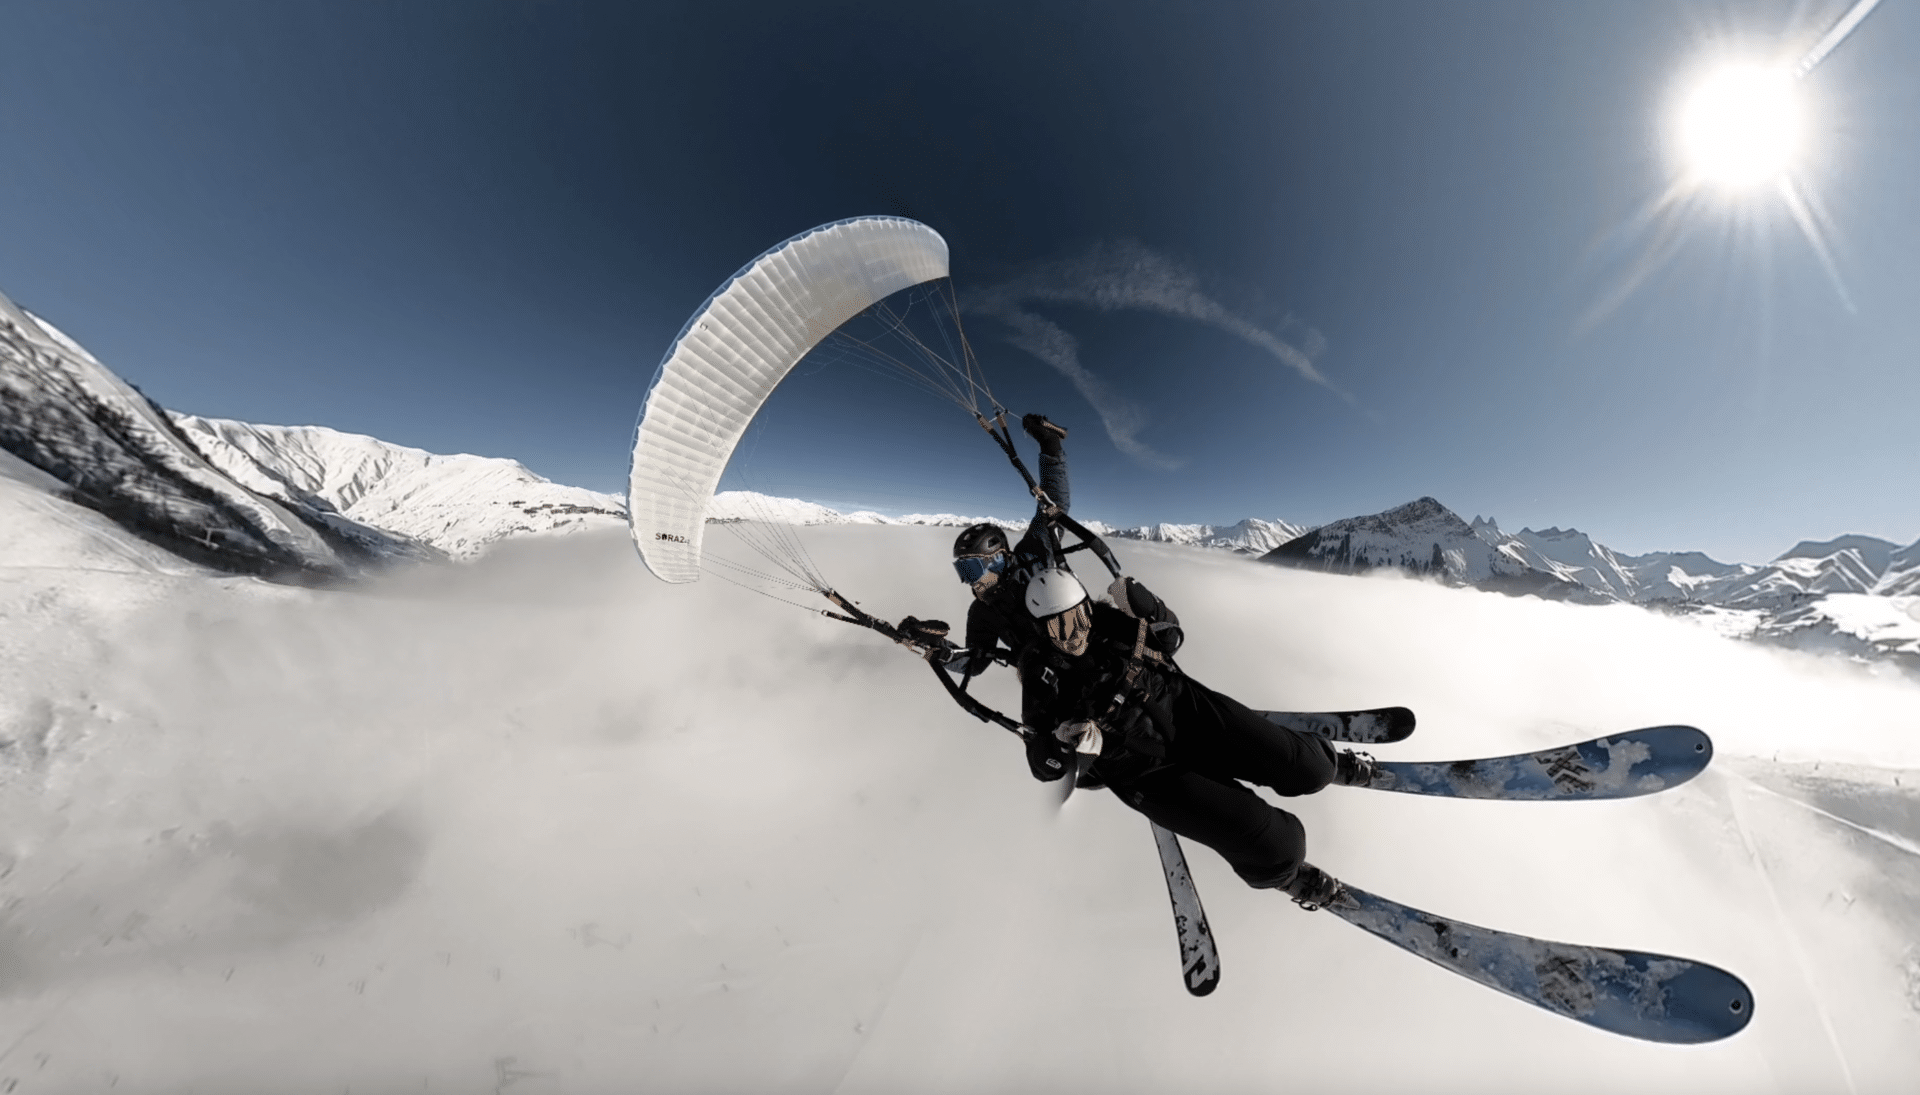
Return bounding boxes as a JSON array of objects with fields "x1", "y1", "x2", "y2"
[{"x1": 820, "y1": 409, "x2": 1153, "y2": 748}]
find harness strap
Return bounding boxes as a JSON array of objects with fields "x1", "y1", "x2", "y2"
[
  {"x1": 976, "y1": 411, "x2": 1050, "y2": 507},
  {"x1": 1044, "y1": 506, "x2": 1124, "y2": 579},
  {"x1": 1089, "y1": 616, "x2": 1153, "y2": 723}
]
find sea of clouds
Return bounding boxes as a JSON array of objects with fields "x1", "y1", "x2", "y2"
[{"x1": 2, "y1": 523, "x2": 1917, "y2": 1093}]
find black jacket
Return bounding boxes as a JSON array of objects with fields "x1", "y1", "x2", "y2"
[{"x1": 1016, "y1": 599, "x2": 1185, "y2": 783}]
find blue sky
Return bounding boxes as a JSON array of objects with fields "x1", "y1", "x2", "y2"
[{"x1": 2, "y1": 0, "x2": 1915, "y2": 562}]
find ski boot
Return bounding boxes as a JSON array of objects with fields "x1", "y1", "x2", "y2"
[
  {"x1": 1282, "y1": 862, "x2": 1346, "y2": 911},
  {"x1": 1021, "y1": 413, "x2": 1068, "y2": 455},
  {"x1": 1333, "y1": 749, "x2": 1378, "y2": 788}
]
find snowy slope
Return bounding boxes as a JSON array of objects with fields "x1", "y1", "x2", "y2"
[
  {"x1": 1618, "y1": 550, "x2": 1755, "y2": 604},
  {"x1": 1881, "y1": 540, "x2": 1920, "y2": 598},
  {"x1": 171, "y1": 415, "x2": 626, "y2": 560},
  {"x1": 0, "y1": 292, "x2": 422, "y2": 579},
  {"x1": 1697, "y1": 536, "x2": 1895, "y2": 607},
  {"x1": 3, "y1": 519, "x2": 1918, "y2": 1093},
  {"x1": 1471, "y1": 519, "x2": 1641, "y2": 601},
  {"x1": 0, "y1": 446, "x2": 211, "y2": 578},
  {"x1": 1758, "y1": 593, "x2": 1920, "y2": 664}
]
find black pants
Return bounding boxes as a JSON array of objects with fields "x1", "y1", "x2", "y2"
[{"x1": 1111, "y1": 677, "x2": 1336, "y2": 890}]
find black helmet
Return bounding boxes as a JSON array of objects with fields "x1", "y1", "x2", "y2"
[
  {"x1": 952, "y1": 523, "x2": 1012, "y2": 586},
  {"x1": 952, "y1": 523, "x2": 1009, "y2": 558}
]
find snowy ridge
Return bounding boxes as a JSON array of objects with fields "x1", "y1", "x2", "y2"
[
  {"x1": 0, "y1": 291, "x2": 427, "y2": 581},
  {"x1": 1104, "y1": 517, "x2": 1308, "y2": 555},
  {"x1": 1267, "y1": 498, "x2": 1920, "y2": 671},
  {"x1": 1472, "y1": 520, "x2": 1642, "y2": 601},
  {"x1": 1880, "y1": 540, "x2": 1920, "y2": 598},
  {"x1": 170, "y1": 416, "x2": 625, "y2": 561}
]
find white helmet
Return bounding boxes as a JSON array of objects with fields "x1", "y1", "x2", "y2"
[{"x1": 1024, "y1": 567, "x2": 1090, "y2": 619}]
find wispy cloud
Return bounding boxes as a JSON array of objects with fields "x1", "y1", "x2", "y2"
[
  {"x1": 968, "y1": 241, "x2": 1339, "y2": 468},
  {"x1": 966, "y1": 292, "x2": 1181, "y2": 469}
]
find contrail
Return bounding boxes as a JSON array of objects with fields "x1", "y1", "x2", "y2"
[
  {"x1": 968, "y1": 241, "x2": 1338, "y2": 467},
  {"x1": 1795, "y1": 0, "x2": 1884, "y2": 78},
  {"x1": 967, "y1": 291, "x2": 1184, "y2": 469}
]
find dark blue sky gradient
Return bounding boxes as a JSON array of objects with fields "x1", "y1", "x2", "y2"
[{"x1": 2, "y1": 1, "x2": 1915, "y2": 560}]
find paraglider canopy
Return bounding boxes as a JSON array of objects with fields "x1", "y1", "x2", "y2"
[{"x1": 627, "y1": 216, "x2": 950, "y2": 583}]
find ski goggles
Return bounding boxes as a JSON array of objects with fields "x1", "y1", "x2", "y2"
[{"x1": 952, "y1": 551, "x2": 1010, "y2": 585}]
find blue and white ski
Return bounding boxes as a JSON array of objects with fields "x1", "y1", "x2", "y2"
[
  {"x1": 1258, "y1": 705, "x2": 1415, "y2": 744},
  {"x1": 1150, "y1": 822, "x2": 1220, "y2": 996},
  {"x1": 1362, "y1": 725, "x2": 1711, "y2": 801},
  {"x1": 1320, "y1": 882, "x2": 1753, "y2": 1043}
]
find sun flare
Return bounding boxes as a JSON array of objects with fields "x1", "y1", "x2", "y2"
[{"x1": 1676, "y1": 63, "x2": 1804, "y2": 188}]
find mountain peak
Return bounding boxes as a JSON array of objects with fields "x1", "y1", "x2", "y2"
[
  {"x1": 1265, "y1": 496, "x2": 1536, "y2": 584},
  {"x1": 1380, "y1": 496, "x2": 1450, "y2": 523},
  {"x1": 1775, "y1": 534, "x2": 1899, "y2": 575}
]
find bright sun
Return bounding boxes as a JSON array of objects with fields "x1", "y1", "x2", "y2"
[{"x1": 1677, "y1": 64, "x2": 1804, "y2": 188}]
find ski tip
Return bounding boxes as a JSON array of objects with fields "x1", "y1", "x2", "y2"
[
  {"x1": 1186, "y1": 970, "x2": 1221, "y2": 997},
  {"x1": 1260, "y1": 706, "x2": 1418, "y2": 744},
  {"x1": 1634, "y1": 725, "x2": 1714, "y2": 788},
  {"x1": 1615, "y1": 959, "x2": 1755, "y2": 1044},
  {"x1": 1330, "y1": 883, "x2": 1755, "y2": 1044},
  {"x1": 1661, "y1": 724, "x2": 1712, "y2": 759}
]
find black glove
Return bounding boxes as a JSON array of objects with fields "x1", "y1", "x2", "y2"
[
  {"x1": 1106, "y1": 576, "x2": 1184, "y2": 656},
  {"x1": 1021, "y1": 414, "x2": 1068, "y2": 455},
  {"x1": 897, "y1": 616, "x2": 958, "y2": 665},
  {"x1": 898, "y1": 616, "x2": 949, "y2": 640}
]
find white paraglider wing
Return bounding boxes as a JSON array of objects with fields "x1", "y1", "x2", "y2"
[{"x1": 628, "y1": 216, "x2": 949, "y2": 583}]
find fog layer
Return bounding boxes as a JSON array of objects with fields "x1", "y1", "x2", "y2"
[{"x1": 2, "y1": 526, "x2": 1917, "y2": 1093}]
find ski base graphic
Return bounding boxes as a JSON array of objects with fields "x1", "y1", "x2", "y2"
[
  {"x1": 1258, "y1": 706, "x2": 1415, "y2": 744},
  {"x1": 1150, "y1": 823, "x2": 1219, "y2": 996},
  {"x1": 1367, "y1": 725, "x2": 1712, "y2": 801},
  {"x1": 1325, "y1": 883, "x2": 1753, "y2": 1044}
]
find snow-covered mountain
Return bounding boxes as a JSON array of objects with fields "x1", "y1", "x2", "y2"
[
  {"x1": 0, "y1": 290, "x2": 424, "y2": 581},
  {"x1": 1881, "y1": 539, "x2": 1920, "y2": 598},
  {"x1": 1263, "y1": 497, "x2": 1602, "y2": 601},
  {"x1": 1471, "y1": 520, "x2": 1641, "y2": 601},
  {"x1": 1102, "y1": 517, "x2": 1308, "y2": 555},
  {"x1": 170, "y1": 415, "x2": 627, "y2": 560},
  {"x1": 1466, "y1": 517, "x2": 1758, "y2": 605},
  {"x1": 1266, "y1": 497, "x2": 1920, "y2": 672}
]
